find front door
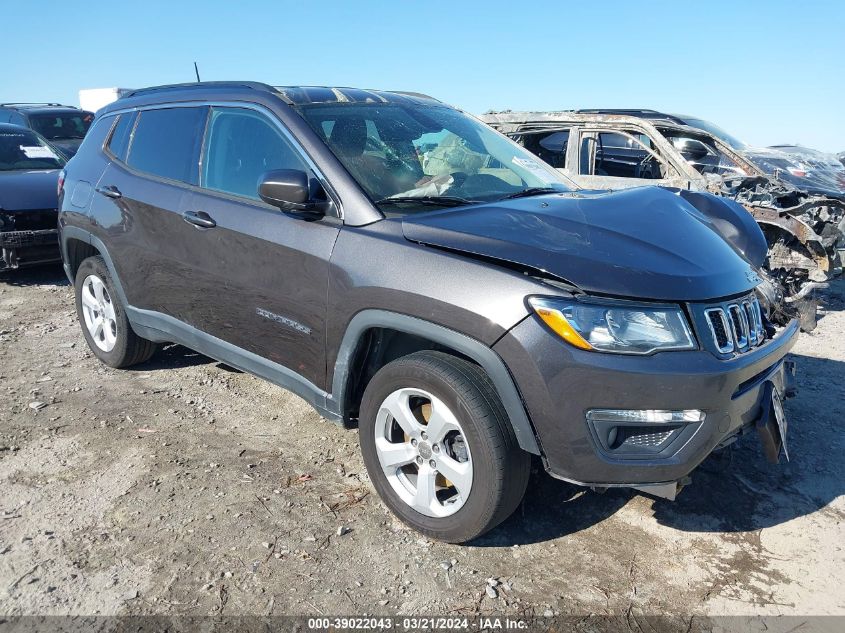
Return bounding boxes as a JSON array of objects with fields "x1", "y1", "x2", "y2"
[{"x1": 177, "y1": 105, "x2": 341, "y2": 388}]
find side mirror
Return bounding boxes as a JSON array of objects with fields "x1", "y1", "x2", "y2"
[{"x1": 258, "y1": 169, "x2": 328, "y2": 213}]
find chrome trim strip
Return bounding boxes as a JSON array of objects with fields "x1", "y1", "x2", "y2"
[{"x1": 704, "y1": 307, "x2": 734, "y2": 354}]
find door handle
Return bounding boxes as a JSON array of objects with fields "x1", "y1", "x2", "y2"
[
  {"x1": 95, "y1": 185, "x2": 122, "y2": 199},
  {"x1": 182, "y1": 210, "x2": 217, "y2": 229}
]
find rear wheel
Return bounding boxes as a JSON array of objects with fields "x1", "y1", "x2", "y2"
[
  {"x1": 359, "y1": 351, "x2": 530, "y2": 543},
  {"x1": 74, "y1": 256, "x2": 157, "y2": 368}
]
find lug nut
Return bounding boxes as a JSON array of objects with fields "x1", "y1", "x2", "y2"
[
  {"x1": 432, "y1": 444, "x2": 440, "y2": 453},
  {"x1": 429, "y1": 460, "x2": 436, "y2": 468},
  {"x1": 421, "y1": 431, "x2": 428, "y2": 440},
  {"x1": 416, "y1": 456, "x2": 423, "y2": 465},
  {"x1": 411, "y1": 438, "x2": 418, "y2": 447}
]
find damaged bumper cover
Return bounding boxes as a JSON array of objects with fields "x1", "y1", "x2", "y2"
[
  {"x1": 493, "y1": 306, "x2": 800, "y2": 497},
  {"x1": 0, "y1": 228, "x2": 61, "y2": 270}
]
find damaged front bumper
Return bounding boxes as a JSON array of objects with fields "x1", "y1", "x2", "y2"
[
  {"x1": 493, "y1": 308, "x2": 800, "y2": 499},
  {"x1": 0, "y1": 229, "x2": 61, "y2": 270}
]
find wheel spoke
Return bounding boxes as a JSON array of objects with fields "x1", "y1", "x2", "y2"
[
  {"x1": 103, "y1": 320, "x2": 117, "y2": 347},
  {"x1": 91, "y1": 278, "x2": 105, "y2": 303},
  {"x1": 380, "y1": 390, "x2": 421, "y2": 437},
  {"x1": 435, "y1": 455, "x2": 472, "y2": 498},
  {"x1": 425, "y1": 397, "x2": 461, "y2": 443},
  {"x1": 412, "y1": 464, "x2": 438, "y2": 514},
  {"x1": 81, "y1": 288, "x2": 99, "y2": 311},
  {"x1": 375, "y1": 438, "x2": 417, "y2": 472},
  {"x1": 92, "y1": 319, "x2": 104, "y2": 341}
]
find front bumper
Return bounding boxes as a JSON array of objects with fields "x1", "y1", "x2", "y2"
[
  {"x1": 0, "y1": 229, "x2": 61, "y2": 270},
  {"x1": 493, "y1": 314, "x2": 800, "y2": 486}
]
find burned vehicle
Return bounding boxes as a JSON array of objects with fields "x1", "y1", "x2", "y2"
[
  {"x1": 482, "y1": 110, "x2": 845, "y2": 328},
  {"x1": 59, "y1": 82, "x2": 797, "y2": 543},
  {"x1": 767, "y1": 144, "x2": 845, "y2": 195},
  {"x1": 0, "y1": 123, "x2": 65, "y2": 271}
]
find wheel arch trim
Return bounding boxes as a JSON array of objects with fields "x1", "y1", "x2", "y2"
[{"x1": 330, "y1": 310, "x2": 541, "y2": 455}]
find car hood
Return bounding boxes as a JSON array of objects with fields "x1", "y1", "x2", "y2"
[
  {"x1": 402, "y1": 187, "x2": 760, "y2": 302},
  {"x1": 0, "y1": 169, "x2": 60, "y2": 211}
]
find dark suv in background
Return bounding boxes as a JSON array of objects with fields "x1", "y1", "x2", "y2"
[
  {"x1": 0, "y1": 103, "x2": 94, "y2": 158},
  {"x1": 59, "y1": 83, "x2": 797, "y2": 542}
]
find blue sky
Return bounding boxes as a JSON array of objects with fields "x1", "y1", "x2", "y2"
[{"x1": 3, "y1": 0, "x2": 843, "y2": 151}]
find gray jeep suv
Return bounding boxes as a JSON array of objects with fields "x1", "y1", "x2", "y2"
[{"x1": 58, "y1": 83, "x2": 798, "y2": 542}]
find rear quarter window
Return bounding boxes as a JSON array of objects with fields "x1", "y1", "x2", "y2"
[
  {"x1": 106, "y1": 112, "x2": 137, "y2": 162},
  {"x1": 126, "y1": 107, "x2": 208, "y2": 184}
]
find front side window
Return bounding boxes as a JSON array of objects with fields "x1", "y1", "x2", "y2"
[
  {"x1": 127, "y1": 107, "x2": 207, "y2": 184},
  {"x1": 201, "y1": 107, "x2": 308, "y2": 200},
  {"x1": 29, "y1": 112, "x2": 93, "y2": 140},
  {"x1": 297, "y1": 103, "x2": 572, "y2": 212},
  {"x1": 0, "y1": 128, "x2": 65, "y2": 171},
  {"x1": 662, "y1": 131, "x2": 748, "y2": 178}
]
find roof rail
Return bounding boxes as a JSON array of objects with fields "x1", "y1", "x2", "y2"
[
  {"x1": 0, "y1": 102, "x2": 75, "y2": 108},
  {"x1": 574, "y1": 109, "x2": 686, "y2": 124},
  {"x1": 122, "y1": 81, "x2": 283, "y2": 99},
  {"x1": 389, "y1": 91, "x2": 440, "y2": 102}
]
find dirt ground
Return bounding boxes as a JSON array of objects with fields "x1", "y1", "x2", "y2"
[{"x1": 1, "y1": 265, "x2": 843, "y2": 620}]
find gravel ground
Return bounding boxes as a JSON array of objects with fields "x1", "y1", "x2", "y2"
[{"x1": 0, "y1": 265, "x2": 843, "y2": 619}]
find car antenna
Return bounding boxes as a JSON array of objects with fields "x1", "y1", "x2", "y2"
[{"x1": 194, "y1": 62, "x2": 201, "y2": 83}]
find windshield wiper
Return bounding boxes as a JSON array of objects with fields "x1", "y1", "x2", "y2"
[
  {"x1": 375, "y1": 195, "x2": 479, "y2": 208},
  {"x1": 500, "y1": 187, "x2": 562, "y2": 200}
]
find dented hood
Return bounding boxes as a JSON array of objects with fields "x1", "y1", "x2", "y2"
[{"x1": 402, "y1": 187, "x2": 760, "y2": 302}]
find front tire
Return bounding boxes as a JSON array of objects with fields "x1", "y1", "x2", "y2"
[
  {"x1": 359, "y1": 351, "x2": 530, "y2": 543},
  {"x1": 74, "y1": 256, "x2": 157, "y2": 368}
]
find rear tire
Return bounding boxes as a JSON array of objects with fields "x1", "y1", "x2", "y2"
[
  {"x1": 359, "y1": 350, "x2": 530, "y2": 543},
  {"x1": 74, "y1": 256, "x2": 157, "y2": 368}
]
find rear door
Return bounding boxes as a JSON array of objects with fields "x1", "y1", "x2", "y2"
[
  {"x1": 178, "y1": 105, "x2": 341, "y2": 388},
  {"x1": 574, "y1": 128, "x2": 688, "y2": 190},
  {"x1": 92, "y1": 106, "x2": 208, "y2": 311}
]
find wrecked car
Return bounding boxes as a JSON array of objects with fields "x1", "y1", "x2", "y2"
[
  {"x1": 0, "y1": 123, "x2": 65, "y2": 272},
  {"x1": 482, "y1": 110, "x2": 845, "y2": 328},
  {"x1": 627, "y1": 112, "x2": 845, "y2": 200},
  {"x1": 60, "y1": 82, "x2": 798, "y2": 543}
]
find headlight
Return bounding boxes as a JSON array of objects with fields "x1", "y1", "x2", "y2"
[{"x1": 528, "y1": 297, "x2": 696, "y2": 354}]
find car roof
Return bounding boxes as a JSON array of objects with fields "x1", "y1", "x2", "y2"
[
  {"x1": 0, "y1": 103, "x2": 87, "y2": 114},
  {"x1": 0, "y1": 122, "x2": 39, "y2": 133},
  {"x1": 101, "y1": 81, "x2": 442, "y2": 114}
]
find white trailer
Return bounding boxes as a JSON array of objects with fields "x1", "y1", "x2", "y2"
[{"x1": 78, "y1": 88, "x2": 134, "y2": 113}]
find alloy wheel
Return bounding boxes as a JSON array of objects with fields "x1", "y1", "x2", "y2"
[
  {"x1": 80, "y1": 274, "x2": 118, "y2": 352},
  {"x1": 374, "y1": 387, "x2": 473, "y2": 517}
]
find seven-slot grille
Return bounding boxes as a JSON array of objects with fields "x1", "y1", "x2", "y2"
[{"x1": 704, "y1": 295, "x2": 765, "y2": 354}]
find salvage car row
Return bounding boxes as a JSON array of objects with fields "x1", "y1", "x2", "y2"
[{"x1": 2, "y1": 83, "x2": 844, "y2": 543}]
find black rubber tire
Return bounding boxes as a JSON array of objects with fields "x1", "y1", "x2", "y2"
[
  {"x1": 74, "y1": 256, "x2": 157, "y2": 368},
  {"x1": 359, "y1": 350, "x2": 531, "y2": 543}
]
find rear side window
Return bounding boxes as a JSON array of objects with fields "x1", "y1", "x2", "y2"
[
  {"x1": 106, "y1": 112, "x2": 137, "y2": 161},
  {"x1": 127, "y1": 107, "x2": 207, "y2": 184},
  {"x1": 201, "y1": 107, "x2": 307, "y2": 200}
]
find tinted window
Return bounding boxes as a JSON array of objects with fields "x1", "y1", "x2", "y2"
[
  {"x1": 201, "y1": 107, "x2": 307, "y2": 200},
  {"x1": 29, "y1": 113, "x2": 93, "y2": 140},
  {"x1": 127, "y1": 107, "x2": 207, "y2": 184},
  {"x1": 107, "y1": 113, "x2": 136, "y2": 161}
]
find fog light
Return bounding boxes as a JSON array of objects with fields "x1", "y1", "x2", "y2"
[
  {"x1": 586, "y1": 409, "x2": 705, "y2": 424},
  {"x1": 586, "y1": 409, "x2": 705, "y2": 456}
]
